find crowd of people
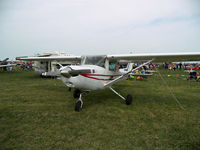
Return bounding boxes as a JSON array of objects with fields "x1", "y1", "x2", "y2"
[
  {"x1": 163, "y1": 62, "x2": 200, "y2": 71},
  {"x1": 20, "y1": 62, "x2": 33, "y2": 71}
]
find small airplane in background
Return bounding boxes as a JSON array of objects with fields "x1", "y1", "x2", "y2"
[
  {"x1": 16, "y1": 52, "x2": 80, "y2": 77},
  {"x1": 119, "y1": 63, "x2": 154, "y2": 79},
  {"x1": 17, "y1": 52, "x2": 200, "y2": 111},
  {"x1": 0, "y1": 58, "x2": 18, "y2": 70}
]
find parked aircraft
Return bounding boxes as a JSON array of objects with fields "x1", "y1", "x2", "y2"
[
  {"x1": 119, "y1": 63, "x2": 153, "y2": 79},
  {"x1": 0, "y1": 58, "x2": 17, "y2": 70},
  {"x1": 17, "y1": 52, "x2": 80, "y2": 77},
  {"x1": 17, "y1": 52, "x2": 200, "y2": 111}
]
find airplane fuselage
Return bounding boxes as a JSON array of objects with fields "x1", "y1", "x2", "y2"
[{"x1": 60, "y1": 65, "x2": 123, "y2": 91}]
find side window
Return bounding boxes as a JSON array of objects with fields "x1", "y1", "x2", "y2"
[{"x1": 109, "y1": 62, "x2": 117, "y2": 71}]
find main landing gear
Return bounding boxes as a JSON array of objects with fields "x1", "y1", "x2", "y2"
[
  {"x1": 109, "y1": 87, "x2": 132, "y2": 105},
  {"x1": 74, "y1": 89, "x2": 83, "y2": 112},
  {"x1": 73, "y1": 88, "x2": 132, "y2": 112}
]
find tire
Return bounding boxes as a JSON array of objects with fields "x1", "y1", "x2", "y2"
[
  {"x1": 125, "y1": 94, "x2": 132, "y2": 105},
  {"x1": 75, "y1": 100, "x2": 82, "y2": 112}
]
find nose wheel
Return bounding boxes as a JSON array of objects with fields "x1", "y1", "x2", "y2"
[
  {"x1": 75, "y1": 93, "x2": 83, "y2": 112},
  {"x1": 75, "y1": 100, "x2": 83, "y2": 111}
]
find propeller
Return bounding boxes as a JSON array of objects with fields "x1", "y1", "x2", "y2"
[
  {"x1": 60, "y1": 67, "x2": 72, "y2": 78},
  {"x1": 60, "y1": 66, "x2": 92, "y2": 78}
]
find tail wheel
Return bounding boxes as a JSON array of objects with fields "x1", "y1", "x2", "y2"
[{"x1": 125, "y1": 94, "x2": 132, "y2": 105}]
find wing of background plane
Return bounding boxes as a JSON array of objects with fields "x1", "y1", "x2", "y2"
[
  {"x1": 0, "y1": 64, "x2": 17, "y2": 68},
  {"x1": 16, "y1": 56, "x2": 82, "y2": 61},
  {"x1": 0, "y1": 58, "x2": 9, "y2": 62},
  {"x1": 107, "y1": 52, "x2": 200, "y2": 62}
]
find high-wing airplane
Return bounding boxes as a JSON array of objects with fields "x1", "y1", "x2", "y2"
[
  {"x1": 16, "y1": 52, "x2": 200, "y2": 111},
  {"x1": 17, "y1": 52, "x2": 80, "y2": 77}
]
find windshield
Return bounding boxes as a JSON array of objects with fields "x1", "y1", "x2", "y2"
[{"x1": 82, "y1": 55, "x2": 106, "y2": 68}]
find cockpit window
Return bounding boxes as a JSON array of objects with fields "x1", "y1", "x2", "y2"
[
  {"x1": 82, "y1": 55, "x2": 105, "y2": 68},
  {"x1": 109, "y1": 62, "x2": 116, "y2": 71},
  {"x1": 109, "y1": 61, "x2": 118, "y2": 71}
]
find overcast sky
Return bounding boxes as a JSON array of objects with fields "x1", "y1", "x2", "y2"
[{"x1": 0, "y1": 0, "x2": 200, "y2": 60}]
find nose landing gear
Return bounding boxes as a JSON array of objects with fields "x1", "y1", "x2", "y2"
[
  {"x1": 75, "y1": 93, "x2": 83, "y2": 112},
  {"x1": 74, "y1": 89, "x2": 83, "y2": 112},
  {"x1": 73, "y1": 89, "x2": 81, "y2": 98}
]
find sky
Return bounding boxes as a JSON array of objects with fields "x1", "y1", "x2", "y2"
[{"x1": 0, "y1": 0, "x2": 200, "y2": 60}]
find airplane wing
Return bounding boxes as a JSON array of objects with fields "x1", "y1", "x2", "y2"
[
  {"x1": 105, "y1": 52, "x2": 200, "y2": 87},
  {"x1": 16, "y1": 56, "x2": 82, "y2": 61},
  {"x1": 0, "y1": 58, "x2": 9, "y2": 62},
  {"x1": 17, "y1": 52, "x2": 200, "y2": 62},
  {"x1": 107, "y1": 52, "x2": 200, "y2": 62},
  {"x1": 0, "y1": 64, "x2": 17, "y2": 68}
]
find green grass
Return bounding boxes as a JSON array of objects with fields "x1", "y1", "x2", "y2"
[{"x1": 0, "y1": 70, "x2": 200, "y2": 150}]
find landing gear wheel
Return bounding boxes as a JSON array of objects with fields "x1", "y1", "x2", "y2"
[
  {"x1": 125, "y1": 94, "x2": 132, "y2": 105},
  {"x1": 73, "y1": 89, "x2": 81, "y2": 98},
  {"x1": 75, "y1": 100, "x2": 83, "y2": 112}
]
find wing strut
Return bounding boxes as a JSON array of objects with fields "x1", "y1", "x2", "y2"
[
  {"x1": 104, "y1": 59, "x2": 153, "y2": 87},
  {"x1": 109, "y1": 87, "x2": 125, "y2": 100}
]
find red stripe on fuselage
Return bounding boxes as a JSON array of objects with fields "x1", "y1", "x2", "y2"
[{"x1": 80, "y1": 74, "x2": 120, "y2": 81}]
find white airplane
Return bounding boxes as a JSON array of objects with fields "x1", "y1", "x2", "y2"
[
  {"x1": 33, "y1": 52, "x2": 80, "y2": 77},
  {"x1": 16, "y1": 52, "x2": 79, "y2": 77},
  {"x1": 17, "y1": 52, "x2": 200, "y2": 111}
]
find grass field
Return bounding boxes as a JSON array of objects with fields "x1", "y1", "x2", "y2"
[{"x1": 0, "y1": 69, "x2": 200, "y2": 149}]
